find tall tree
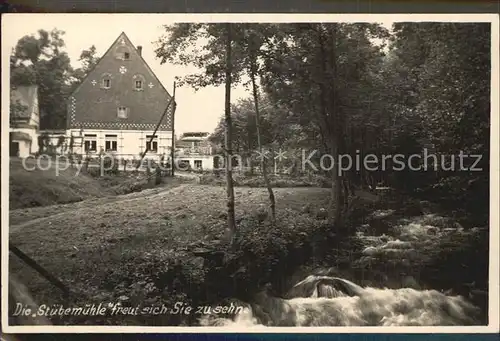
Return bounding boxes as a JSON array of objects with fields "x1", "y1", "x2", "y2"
[
  {"x1": 387, "y1": 23, "x2": 490, "y2": 222},
  {"x1": 259, "y1": 23, "x2": 389, "y2": 229},
  {"x1": 10, "y1": 29, "x2": 74, "y2": 130},
  {"x1": 224, "y1": 23, "x2": 237, "y2": 239},
  {"x1": 243, "y1": 25, "x2": 276, "y2": 221},
  {"x1": 69, "y1": 45, "x2": 100, "y2": 91},
  {"x1": 155, "y1": 23, "x2": 271, "y2": 234}
]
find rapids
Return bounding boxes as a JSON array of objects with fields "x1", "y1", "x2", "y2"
[
  {"x1": 200, "y1": 209, "x2": 487, "y2": 327},
  {"x1": 200, "y1": 275, "x2": 482, "y2": 327}
]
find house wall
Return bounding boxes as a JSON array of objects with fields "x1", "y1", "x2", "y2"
[
  {"x1": 40, "y1": 132, "x2": 67, "y2": 154},
  {"x1": 10, "y1": 127, "x2": 38, "y2": 155},
  {"x1": 11, "y1": 139, "x2": 31, "y2": 158},
  {"x1": 68, "y1": 33, "x2": 173, "y2": 132},
  {"x1": 177, "y1": 155, "x2": 214, "y2": 170},
  {"x1": 28, "y1": 93, "x2": 40, "y2": 127},
  {"x1": 67, "y1": 129, "x2": 173, "y2": 161},
  {"x1": 175, "y1": 134, "x2": 215, "y2": 170},
  {"x1": 39, "y1": 129, "x2": 217, "y2": 170}
]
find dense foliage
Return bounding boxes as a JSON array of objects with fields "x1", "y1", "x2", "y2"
[
  {"x1": 9, "y1": 23, "x2": 490, "y2": 223},
  {"x1": 10, "y1": 29, "x2": 99, "y2": 129},
  {"x1": 155, "y1": 22, "x2": 490, "y2": 225}
]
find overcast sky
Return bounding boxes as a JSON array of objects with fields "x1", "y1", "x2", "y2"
[{"x1": 3, "y1": 14, "x2": 398, "y2": 135}]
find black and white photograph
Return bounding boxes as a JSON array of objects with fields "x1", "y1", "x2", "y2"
[{"x1": 2, "y1": 13, "x2": 499, "y2": 332}]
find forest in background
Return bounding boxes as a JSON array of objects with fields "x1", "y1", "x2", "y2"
[
  {"x1": 10, "y1": 23, "x2": 490, "y2": 227},
  {"x1": 8, "y1": 22, "x2": 492, "y2": 326},
  {"x1": 155, "y1": 23, "x2": 490, "y2": 228}
]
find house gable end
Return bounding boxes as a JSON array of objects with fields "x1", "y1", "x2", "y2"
[
  {"x1": 11, "y1": 85, "x2": 39, "y2": 129},
  {"x1": 71, "y1": 32, "x2": 129, "y2": 97},
  {"x1": 68, "y1": 32, "x2": 174, "y2": 131}
]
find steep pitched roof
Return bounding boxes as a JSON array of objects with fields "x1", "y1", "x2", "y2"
[
  {"x1": 70, "y1": 32, "x2": 172, "y2": 99},
  {"x1": 11, "y1": 85, "x2": 38, "y2": 120},
  {"x1": 68, "y1": 32, "x2": 175, "y2": 131}
]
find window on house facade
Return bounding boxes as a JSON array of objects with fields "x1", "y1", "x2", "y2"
[
  {"x1": 102, "y1": 79, "x2": 111, "y2": 89},
  {"x1": 194, "y1": 160, "x2": 203, "y2": 169},
  {"x1": 105, "y1": 134, "x2": 118, "y2": 152},
  {"x1": 84, "y1": 134, "x2": 97, "y2": 152},
  {"x1": 115, "y1": 46, "x2": 130, "y2": 61},
  {"x1": 133, "y1": 74, "x2": 145, "y2": 91},
  {"x1": 146, "y1": 135, "x2": 158, "y2": 152},
  {"x1": 117, "y1": 107, "x2": 128, "y2": 119}
]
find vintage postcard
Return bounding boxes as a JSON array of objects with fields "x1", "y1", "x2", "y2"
[{"x1": 1, "y1": 13, "x2": 499, "y2": 334}]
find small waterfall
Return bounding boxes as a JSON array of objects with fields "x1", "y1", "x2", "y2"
[
  {"x1": 200, "y1": 275, "x2": 482, "y2": 327},
  {"x1": 286, "y1": 275, "x2": 365, "y2": 299}
]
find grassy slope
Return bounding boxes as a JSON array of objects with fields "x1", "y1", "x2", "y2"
[
  {"x1": 9, "y1": 158, "x2": 186, "y2": 213},
  {"x1": 9, "y1": 181, "x2": 188, "y2": 226},
  {"x1": 9, "y1": 165, "x2": 488, "y2": 325},
  {"x1": 9, "y1": 159, "x2": 111, "y2": 210},
  {"x1": 9, "y1": 185, "x2": 330, "y2": 324}
]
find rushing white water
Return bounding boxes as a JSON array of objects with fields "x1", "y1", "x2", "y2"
[
  {"x1": 201, "y1": 212, "x2": 485, "y2": 327},
  {"x1": 200, "y1": 275, "x2": 482, "y2": 327}
]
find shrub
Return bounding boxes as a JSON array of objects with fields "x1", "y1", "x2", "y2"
[
  {"x1": 198, "y1": 173, "x2": 332, "y2": 188},
  {"x1": 102, "y1": 154, "x2": 120, "y2": 175},
  {"x1": 220, "y1": 210, "x2": 324, "y2": 299},
  {"x1": 87, "y1": 167, "x2": 101, "y2": 178}
]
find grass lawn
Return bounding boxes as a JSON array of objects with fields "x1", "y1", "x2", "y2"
[
  {"x1": 9, "y1": 158, "x2": 111, "y2": 210},
  {"x1": 9, "y1": 184, "x2": 331, "y2": 325},
  {"x1": 9, "y1": 157, "x2": 189, "y2": 220},
  {"x1": 8, "y1": 163, "x2": 488, "y2": 326}
]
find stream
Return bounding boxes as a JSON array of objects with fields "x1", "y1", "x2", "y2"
[{"x1": 200, "y1": 202, "x2": 489, "y2": 327}]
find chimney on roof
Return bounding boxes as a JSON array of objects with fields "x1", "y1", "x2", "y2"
[{"x1": 137, "y1": 45, "x2": 142, "y2": 56}]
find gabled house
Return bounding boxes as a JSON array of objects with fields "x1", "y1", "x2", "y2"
[
  {"x1": 67, "y1": 32, "x2": 174, "y2": 162},
  {"x1": 10, "y1": 85, "x2": 40, "y2": 157}
]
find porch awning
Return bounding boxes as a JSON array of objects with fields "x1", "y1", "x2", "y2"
[{"x1": 10, "y1": 131, "x2": 32, "y2": 141}]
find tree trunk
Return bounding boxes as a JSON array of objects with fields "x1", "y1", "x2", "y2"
[
  {"x1": 249, "y1": 44, "x2": 276, "y2": 223},
  {"x1": 224, "y1": 23, "x2": 237, "y2": 240},
  {"x1": 316, "y1": 24, "x2": 343, "y2": 227},
  {"x1": 247, "y1": 107, "x2": 254, "y2": 175},
  {"x1": 327, "y1": 24, "x2": 347, "y2": 229}
]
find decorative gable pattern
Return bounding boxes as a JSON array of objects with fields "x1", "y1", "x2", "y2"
[{"x1": 68, "y1": 32, "x2": 174, "y2": 131}]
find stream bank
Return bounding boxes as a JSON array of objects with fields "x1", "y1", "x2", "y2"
[{"x1": 193, "y1": 189, "x2": 489, "y2": 326}]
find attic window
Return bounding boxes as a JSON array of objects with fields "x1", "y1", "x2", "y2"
[
  {"x1": 115, "y1": 46, "x2": 130, "y2": 60},
  {"x1": 135, "y1": 80, "x2": 143, "y2": 90},
  {"x1": 117, "y1": 107, "x2": 129, "y2": 119}
]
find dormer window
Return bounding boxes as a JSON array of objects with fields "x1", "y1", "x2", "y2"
[
  {"x1": 135, "y1": 80, "x2": 143, "y2": 90},
  {"x1": 102, "y1": 79, "x2": 111, "y2": 89},
  {"x1": 117, "y1": 107, "x2": 128, "y2": 119}
]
